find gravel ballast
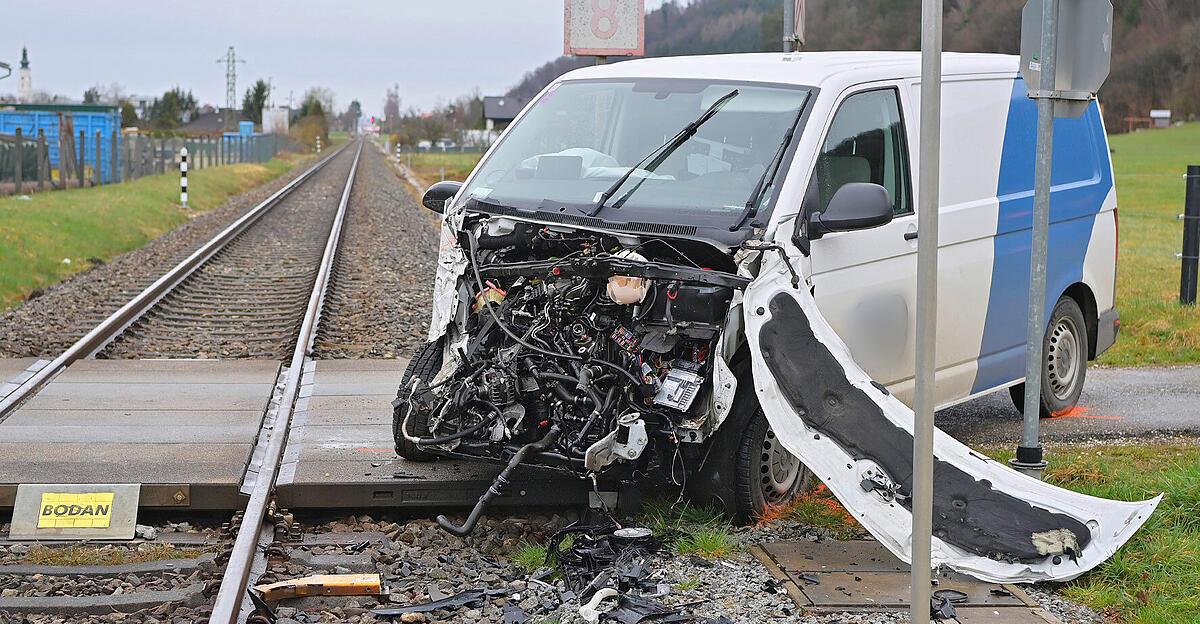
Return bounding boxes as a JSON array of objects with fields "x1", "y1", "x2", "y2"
[{"x1": 313, "y1": 144, "x2": 439, "y2": 359}]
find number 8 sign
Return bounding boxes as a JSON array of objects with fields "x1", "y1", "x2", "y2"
[{"x1": 565, "y1": 0, "x2": 645, "y2": 57}]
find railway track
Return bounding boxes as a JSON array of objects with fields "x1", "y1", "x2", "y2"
[{"x1": 0, "y1": 139, "x2": 368, "y2": 622}]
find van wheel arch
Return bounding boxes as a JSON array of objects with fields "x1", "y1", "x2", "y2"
[{"x1": 1062, "y1": 282, "x2": 1098, "y2": 360}]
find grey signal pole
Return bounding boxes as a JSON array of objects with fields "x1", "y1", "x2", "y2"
[
  {"x1": 911, "y1": 0, "x2": 943, "y2": 621},
  {"x1": 1014, "y1": 0, "x2": 1059, "y2": 476}
]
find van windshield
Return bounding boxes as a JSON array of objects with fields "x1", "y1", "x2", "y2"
[{"x1": 460, "y1": 78, "x2": 811, "y2": 232}]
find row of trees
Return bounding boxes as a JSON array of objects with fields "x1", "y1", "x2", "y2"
[{"x1": 381, "y1": 86, "x2": 487, "y2": 148}]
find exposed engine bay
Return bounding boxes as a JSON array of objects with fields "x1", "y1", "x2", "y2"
[{"x1": 396, "y1": 217, "x2": 750, "y2": 533}]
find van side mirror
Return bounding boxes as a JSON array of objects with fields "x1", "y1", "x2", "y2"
[
  {"x1": 807, "y1": 183, "x2": 893, "y2": 239},
  {"x1": 422, "y1": 180, "x2": 463, "y2": 214}
]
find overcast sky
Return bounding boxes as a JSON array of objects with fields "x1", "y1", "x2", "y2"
[{"x1": 4, "y1": 1, "x2": 677, "y2": 116}]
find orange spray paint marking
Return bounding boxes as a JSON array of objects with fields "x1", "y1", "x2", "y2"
[{"x1": 1048, "y1": 406, "x2": 1123, "y2": 421}]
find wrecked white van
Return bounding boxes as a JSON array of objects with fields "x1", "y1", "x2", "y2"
[{"x1": 393, "y1": 52, "x2": 1156, "y2": 581}]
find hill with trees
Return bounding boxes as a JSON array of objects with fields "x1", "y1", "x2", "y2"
[{"x1": 506, "y1": 0, "x2": 1200, "y2": 131}]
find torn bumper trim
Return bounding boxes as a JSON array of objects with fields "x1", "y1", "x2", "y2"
[{"x1": 743, "y1": 264, "x2": 1159, "y2": 584}]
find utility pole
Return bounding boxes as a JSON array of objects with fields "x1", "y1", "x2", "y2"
[{"x1": 215, "y1": 46, "x2": 246, "y2": 111}]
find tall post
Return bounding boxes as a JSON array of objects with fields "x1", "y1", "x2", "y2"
[
  {"x1": 911, "y1": 0, "x2": 943, "y2": 622},
  {"x1": 1013, "y1": 0, "x2": 1058, "y2": 477},
  {"x1": 179, "y1": 146, "x2": 188, "y2": 208},
  {"x1": 1181, "y1": 165, "x2": 1200, "y2": 305},
  {"x1": 37, "y1": 130, "x2": 47, "y2": 191},
  {"x1": 93, "y1": 131, "x2": 101, "y2": 186},
  {"x1": 110, "y1": 131, "x2": 119, "y2": 183},
  {"x1": 783, "y1": 1, "x2": 795, "y2": 52},
  {"x1": 13, "y1": 127, "x2": 23, "y2": 194},
  {"x1": 77, "y1": 130, "x2": 86, "y2": 186}
]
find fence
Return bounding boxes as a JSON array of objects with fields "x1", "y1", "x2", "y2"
[{"x1": 0, "y1": 132, "x2": 283, "y2": 196}]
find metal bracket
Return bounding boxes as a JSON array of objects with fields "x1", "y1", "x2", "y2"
[
  {"x1": 1178, "y1": 214, "x2": 1200, "y2": 221},
  {"x1": 1025, "y1": 89, "x2": 1095, "y2": 100}
]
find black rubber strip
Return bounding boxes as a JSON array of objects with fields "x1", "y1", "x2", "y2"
[{"x1": 758, "y1": 293, "x2": 1089, "y2": 563}]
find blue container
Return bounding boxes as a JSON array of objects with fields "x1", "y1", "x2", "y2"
[
  {"x1": 0, "y1": 107, "x2": 121, "y2": 183},
  {"x1": 239, "y1": 121, "x2": 254, "y2": 137}
]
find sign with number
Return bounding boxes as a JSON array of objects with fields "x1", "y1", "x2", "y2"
[{"x1": 565, "y1": 0, "x2": 645, "y2": 57}]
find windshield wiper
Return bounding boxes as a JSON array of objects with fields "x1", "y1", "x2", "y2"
[
  {"x1": 728, "y1": 93, "x2": 810, "y2": 231},
  {"x1": 584, "y1": 89, "x2": 739, "y2": 217}
]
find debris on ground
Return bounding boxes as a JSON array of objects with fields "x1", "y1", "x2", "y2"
[{"x1": 254, "y1": 573, "x2": 384, "y2": 602}]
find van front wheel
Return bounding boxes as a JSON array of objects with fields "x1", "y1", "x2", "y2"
[{"x1": 1009, "y1": 296, "x2": 1089, "y2": 418}]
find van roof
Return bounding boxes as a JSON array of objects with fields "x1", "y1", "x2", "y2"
[{"x1": 559, "y1": 52, "x2": 1019, "y2": 91}]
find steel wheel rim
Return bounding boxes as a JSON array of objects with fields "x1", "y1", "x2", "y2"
[
  {"x1": 1046, "y1": 315, "x2": 1082, "y2": 401},
  {"x1": 760, "y1": 426, "x2": 802, "y2": 503}
]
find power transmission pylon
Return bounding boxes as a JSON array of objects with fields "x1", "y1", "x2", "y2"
[{"x1": 216, "y1": 46, "x2": 246, "y2": 111}]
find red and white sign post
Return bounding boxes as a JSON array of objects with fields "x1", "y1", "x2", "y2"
[{"x1": 564, "y1": 0, "x2": 645, "y2": 63}]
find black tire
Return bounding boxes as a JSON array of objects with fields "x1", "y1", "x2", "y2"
[
  {"x1": 1009, "y1": 296, "x2": 1089, "y2": 418},
  {"x1": 689, "y1": 373, "x2": 812, "y2": 523},
  {"x1": 393, "y1": 339, "x2": 444, "y2": 462}
]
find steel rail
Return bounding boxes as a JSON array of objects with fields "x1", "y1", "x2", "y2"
[
  {"x1": 0, "y1": 143, "x2": 350, "y2": 421},
  {"x1": 208, "y1": 139, "x2": 363, "y2": 623}
]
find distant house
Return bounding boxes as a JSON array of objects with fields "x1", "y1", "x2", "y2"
[
  {"x1": 482, "y1": 96, "x2": 529, "y2": 131},
  {"x1": 178, "y1": 108, "x2": 245, "y2": 136},
  {"x1": 1150, "y1": 109, "x2": 1172, "y2": 129}
]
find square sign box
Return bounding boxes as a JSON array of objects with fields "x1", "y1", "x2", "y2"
[
  {"x1": 565, "y1": 0, "x2": 645, "y2": 57},
  {"x1": 9, "y1": 483, "x2": 141, "y2": 540}
]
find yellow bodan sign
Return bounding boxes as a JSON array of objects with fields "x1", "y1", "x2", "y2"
[{"x1": 37, "y1": 492, "x2": 115, "y2": 528}]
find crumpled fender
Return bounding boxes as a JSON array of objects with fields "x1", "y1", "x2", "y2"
[{"x1": 742, "y1": 262, "x2": 1159, "y2": 584}]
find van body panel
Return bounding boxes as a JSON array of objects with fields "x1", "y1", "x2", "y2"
[{"x1": 970, "y1": 81, "x2": 1111, "y2": 394}]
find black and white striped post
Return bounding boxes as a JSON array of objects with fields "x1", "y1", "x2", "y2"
[
  {"x1": 315, "y1": 135, "x2": 322, "y2": 154},
  {"x1": 395, "y1": 142, "x2": 401, "y2": 163},
  {"x1": 179, "y1": 146, "x2": 189, "y2": 207}
]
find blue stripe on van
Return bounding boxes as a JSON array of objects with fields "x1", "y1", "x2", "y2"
[{"x1": 970, "y1": 79, "x2": 1112, "y2": 395}]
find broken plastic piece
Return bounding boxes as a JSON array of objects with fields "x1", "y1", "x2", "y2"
[
  {"x1": 579, "y1": 587, "x2": 619, "y2": 623},
  {"x1": 373, "y1": 588, "x2": 509, "y2": 617},
  {"x1": 253, "y1": 573, "x2": 382, "y2": 602}
]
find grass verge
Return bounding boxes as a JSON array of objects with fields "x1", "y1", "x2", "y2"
[
  {"x1": 0, "y1": 151, "x2": 309, "y2": 310},
  {"x1": 638, "y1": 498, "x2": 738, "y2": 560},
  {"x1": 984, "y1": 443, "x2": 1199, "y2": 623},
  {"x1": 1100, "y1": 123, "x2": 1200, "y2": 366},
  {"x1": 401, "y1": 151, "x2": 483, "y2": 188},
  {"x1": 22, "y1": 543, "x2": 207, "y2": 566},
  {"x1": 758, "y1": 484, "x2": 862, "y2": 540}
]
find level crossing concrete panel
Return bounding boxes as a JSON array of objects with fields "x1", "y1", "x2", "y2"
[
  {"x1": 276, "y1": 359, "x2": 588, "y2": 509},
  {"x1": 0, "y1": 359, "x2": 280, "y2": 510}
]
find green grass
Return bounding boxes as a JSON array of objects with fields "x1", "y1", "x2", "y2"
[
  {"x1": 511, "y1": 541, "x2": 548, "y2": 572},
  {"x1": 403, "y1": 151, "x2": 483, "y2": 186},
  {"x1": 675, "y1": 577, "x2": 703, "y2": 591},
  {"x1": 637, "y1": 497, "x2": 738, "y2": 559},
  {"x1": 0, "y1": 152, "x2": 308, "y2": 310},
  {"x1": 22, "y1": 544, "x2": 207, "y2": 566},
  {"x1": 983, "y1": 443, "x2": 1200, "y2": 623},
  {"x1": 1099, "y1": 123, "x2": 1200, "y2": 366},
  {"x1": 770, "y1": 487, "x2": 862, "y2": 540}
]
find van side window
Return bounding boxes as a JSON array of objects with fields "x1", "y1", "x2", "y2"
[{"x1": 812, "y1": 89, "x2": 911, "y2": 216}]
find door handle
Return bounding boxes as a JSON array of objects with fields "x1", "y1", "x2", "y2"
[{"x1": 903, "y1": 230, "x2": 918, "y2": 241}]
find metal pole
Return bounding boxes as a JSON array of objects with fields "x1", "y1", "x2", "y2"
[
  {"x1": 783, "y1": 0, "x2": 795, "y2": 52},
  {"x1": 1013, "y1": 0, "x2": 1058, "y2": 478},
  {"x1": 1181, "y1": 165, "x2": 1200, "y2": 305},
  {"x1": 912, "y1": 1, "x2": 942, "y2": 621},
  {"x1": 13, "y1": 128, "x2": 23, "y2": 194}
]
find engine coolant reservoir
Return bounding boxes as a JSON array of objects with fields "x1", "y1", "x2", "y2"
[{"x1": 606, "y1": 250, "x2": 651, "y2": 304}]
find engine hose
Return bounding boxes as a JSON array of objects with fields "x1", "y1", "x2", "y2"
[
  {"x1": 570, "y1": 385, "x2": 619, "y2": 454},
  {"x1": 437, "y1": 425, "x2": 562, "y2": 536},
  {"x1": 402, "y1": 400, "x2": 501, "y2": 446},
  {"x1": 465, "y1": 228, "x2": 645, "y2": 389}
]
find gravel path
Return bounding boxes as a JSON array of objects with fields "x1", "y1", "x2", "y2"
[
  {"x1": 0, "y1": 153, "x2": 323, "y2": 358},
  {"x1": 313, "y1": 143, "x2": 439, "y2": 359}
]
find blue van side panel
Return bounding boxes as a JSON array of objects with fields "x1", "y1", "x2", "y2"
[{"x1": 970, "y1": 79, "x2": 1112, "y2": 395}]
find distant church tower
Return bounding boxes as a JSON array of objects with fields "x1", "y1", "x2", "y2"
[{"x1": 17, "y1": 47, "x2": 32, "y2": 103}]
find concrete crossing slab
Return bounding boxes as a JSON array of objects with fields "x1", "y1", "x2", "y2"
[
  {"x1": 276, "y1": 359, "x2": 588, "y2": 509},
  {"x1": 752, "y1": 540, "x2": 1054, "y2": 623},
  {"x1": 0, "y1": 359, "x2": 280, "y2": 510}
]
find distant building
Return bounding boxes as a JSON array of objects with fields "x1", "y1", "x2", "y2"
[
  {"x1": 178, "y1": 108, "x2": 245, "y2": 136},
  {"x1": 482, "y1": 96, "x2": 529, "y2": 131},
  {"x1": 262, "y1": 107, "x2": 289, "y2": 135},
  {"x1": 127, "y1": 94, "x2": 156, "y2": 122},
  {"x1": 17, "y1": 47, "x2": 32, "y2": 103},
  {"x1": 1150, "y1": 109, "x2": 1172, "y2": 128}
]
